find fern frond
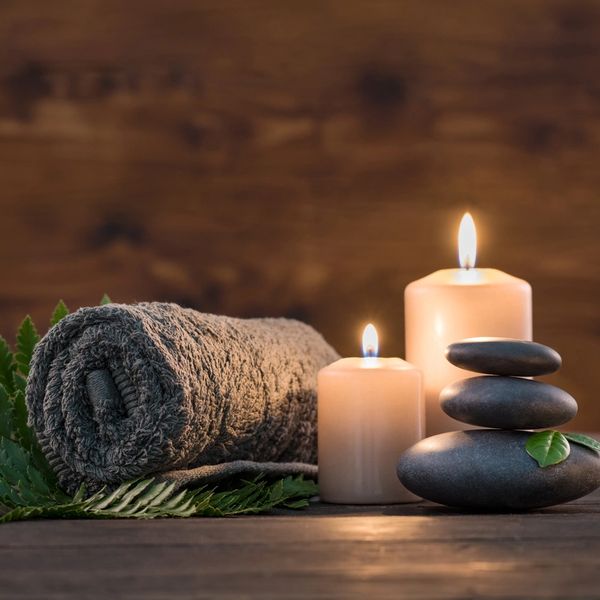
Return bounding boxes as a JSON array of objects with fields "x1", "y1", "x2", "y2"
[
  {"x1": 0, "y1": 337, "x2": 15, "y2": 394},
  {"x1": 9, "y1": 390, "x2": 32, "y2": 449},
  {"x1": 12, "y1": 372, "x2": 27, "y2": 394},
  {"x1": 0, "y1": 437, "x2": 68, "y2": 509},
  {"x1": 0, "y1": 386, "x2": 13, "y2": 440},
  {"x1": 15, "y1": 316, "x2": 39, "y2": 377},
  {"x1": 197, "y1": 476, "x2": 318, "y2": 517},
  {"x1": 50, "y1": 300, "x2": 70, "y2": 326},
  {"x1": 0, "y1": 474, "x2": 317, "y2": 523}
]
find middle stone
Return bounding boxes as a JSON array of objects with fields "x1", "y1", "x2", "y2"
[{"x1": 440, "y1": 376, "x2": 578, "y2": 429}]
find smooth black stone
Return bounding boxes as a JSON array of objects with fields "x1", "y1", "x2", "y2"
[
  {"x1": 446, "y1": 338, "x2": 562, "y2": 376},
  {"x1": 440, "y1": 376, "x2": 577, "y2": 429},
  {"x1": 397, "y1": 430, "x2": 600, "y2": 510}
]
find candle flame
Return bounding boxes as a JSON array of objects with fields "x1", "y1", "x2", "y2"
[
  {"x1": 458, "y1": 212, "x2": 477, "y2": 269},
  {"x1": 362, "y1": 323, "x2": 379, "y2": 358}
]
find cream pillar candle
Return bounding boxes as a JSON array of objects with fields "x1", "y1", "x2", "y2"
[
  {"x1": 405, "y1": 213, "x2": 532, "y2": 436},
  {"x1": 318, "y1": 324, "x2": 423, "y2": 504}
]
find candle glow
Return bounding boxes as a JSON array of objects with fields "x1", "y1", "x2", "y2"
[
  {"x1": 458, "y1": 212, "x2": 477, "y2": 269},
  {"x1": 362, "y1": 323, "x2": 379, "y2": 358},
  {"x1": 318, "y1": 322, "x2": 423, "y2": 504},
  {"x1": 405, "y1": 211, "x2": 532, "y2": 435}
]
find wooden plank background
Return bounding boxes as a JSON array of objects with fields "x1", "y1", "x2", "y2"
[{"x1": 0, "y1": 0, "x2": 598, "y2": 426}]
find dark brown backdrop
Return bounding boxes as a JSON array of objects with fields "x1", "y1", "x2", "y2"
[{"x1": 0, "y1": 1, "x2": 598, "y2": 427}]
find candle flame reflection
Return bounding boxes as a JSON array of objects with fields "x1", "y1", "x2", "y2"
[
  {"x1": 458, "y1": 212, "x2": 477, "y2": 269},
  {"x1": 362, "y1": 323, "x2": 379, "y2": 358}
]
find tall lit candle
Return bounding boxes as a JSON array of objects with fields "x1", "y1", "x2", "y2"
[
  {"x1": 318, "y1": 324, "x2": 423, "y2": 504},
  {"x1": 404, "y1": 213, "x2": 532, "y2": 436}
]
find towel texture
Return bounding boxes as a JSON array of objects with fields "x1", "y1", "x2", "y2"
[{"x1": 26, "y1": 303, "x2": 338, "y2": 493}]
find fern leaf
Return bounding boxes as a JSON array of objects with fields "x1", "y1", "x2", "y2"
[
  {"x1": 155, "y1": 494, "x2": 197, "y2": 518},
  {"x1": 0, "y1": 502, "x2": 95, "y2": 522},
  {"x1": 0, "y1": 437, "x2": 66, "y2": 509},
  {"x1": 0, "y1": 434, "x2": 29, "y2": 476},
  {"x1": 15, "y1": 316, "x2": 39, "y2": 377},
  {"x1": 25, "y1": 465, "x2": 54, "y2": 498},
  {"x1": 198, "y1": 476, "x2": 317, "y2": 517},
  {"x1": 72, "y1": 484, "x2": 87, "y2": 503},
  {"x1": 137, "y1": 480, "x2": 171, "y2": 506},
  {"x1": 0, "y1": 474, "x2": 317, "y2": 522},
  {"x1": 156, "y1": 489, "x2": 190, "y2": 512},
  {"x1": 13, "y1": 481, "x2": 46, "y2": 506},
  {"x1": 280, "y1": 474, "x2": 318, "y2": 498},
  {"x1": 268, "y1": 478, "x2": 284, "y2": 502},
  {"x1": 83, "y1": 479, "x2": 196, "y2": 519},
  {"x1": 50, "y1": 300, "x2": 70, "y2": 326},
  {"x1": 12, "y1": 372, "x2": 27, "y2": 395},
  {"x1": 104, "y1": 479, "x2": 155, "y2": 513},
  {"x1": 100, "y1": 294, "x2": 112, "y2": 305},
  {"x1": 0, "y1": 483, "x2": 31, "y2": 508},
  {"x1": 1, "y1": 505, "x2": 53, "y2": 522},
  {"x1": 9, "y1": 390, "x2": 32, "y2": 450},
  {"x1": 28, "y1": 442, "x2": 59, "y2": 490},
  {"x1": 282, "y1": 498, "x2": 311, "y2": 509},
  {"x1": 0, "y1": 337, "x2": 15, "y2": 395},
  {"x1": 86, "y1": 480, "x2": 136, "y2": 511},
  {"x1": 0, "y1": 478, "x2": 25, "y2": 507},
  {"x1": 0, "y1": 386, "x2": 13, "y2": 440}
]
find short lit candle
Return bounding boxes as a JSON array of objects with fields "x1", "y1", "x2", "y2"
[
  {"x1": 405, "y1": 213, "x2": 532, "y2": 436},
  {"x1": 318, "y1": 324, "x2": 423, "y2": 504}
]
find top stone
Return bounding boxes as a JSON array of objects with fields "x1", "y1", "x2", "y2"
[{"x1": 445, "y1": 338, "x2": 562, "y2": 376}]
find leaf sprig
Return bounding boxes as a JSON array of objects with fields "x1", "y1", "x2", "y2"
[
  {"x1": 0, "y1": 297, "x2": 317, "y2": 523},
  {"x1": 526, "y1": 430, "x2": 600, "y2": 468}
]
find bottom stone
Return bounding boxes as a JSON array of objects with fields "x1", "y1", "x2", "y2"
[{"x1": 397, "y1": 430, "x2": 600, "y2": 510}]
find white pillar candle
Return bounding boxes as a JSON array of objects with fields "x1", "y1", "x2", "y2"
[
  {"x1": 318, "y1": 324, "x2": 423, "y2": 504},
  {"x1": 405, "y1": 213, "x2": 532, "y2": 436}
]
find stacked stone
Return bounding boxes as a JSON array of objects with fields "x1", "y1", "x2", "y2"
[{"x1": 397, "y1": 338, "x2": 600, "y2": 510}]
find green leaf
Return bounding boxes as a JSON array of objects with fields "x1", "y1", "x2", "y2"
[
  {"x1": 100, "y1": 294, "x2": 112, "y2": 305},
  {"x1": 50, "y1": 300, "x2": 70, "y2": 326},
  {"x1": 15, "y1": 316, "x2": 39, "y2": 377},
  {"x1": 72, "y1": 484, "x2": 87, "y2": 503},
  {"x1": 526, "y1": 430, "x2": 570, "y2": 468},
  {"x1": 198, "y1": 475, "x2": 317, "y2": 517},
  {"x1": 0, "y1": 385, "x2": 57, "y2": 489},
  {"x1": 105, "y1": 479, "x2": 155, "y2": 513},
  {"x1": 0, "y1": 473, "x2": 317, "y2": 522},
  {"x1": 0, "y1": 337, "x2": 15, "y2": 395},
  {"x1": 0, "y1": 437, "x2": 68, "y2": 509},
  {"x1": 0, "y1": 385, "x2": 13, "y2": 440},
  {"x1": 564, "y1": 433, "x2": 600, "y2": 454},
  {"x1": 12, "y1": 372, "x2": 27, "y2": 394},
  {"x1": 280, "y1": 474, "x2": 318, "y2": 498},
  {"x1": 9, "y1": 390, "x2": 31, "y2": 449},
  {"x1": 27, "y1": 437, "x2": 58, "y2": 489},
  {"x1": 1, "y1": 505, "x2": 63, "y2": 523},
  {"x1": 81, "y1": 478, "x2": 201, "y2": 519},
  {"x1": 283, "y1": 498, "x2": 311, "y2": 509}
]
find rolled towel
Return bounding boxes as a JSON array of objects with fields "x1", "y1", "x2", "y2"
[{"x1": 26, "y1": 302, "x2": 339, "y2": 493}]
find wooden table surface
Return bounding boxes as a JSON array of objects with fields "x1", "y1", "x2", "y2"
[{"x1": 1, "y1": 488, "x2": 599, "y2": 600}]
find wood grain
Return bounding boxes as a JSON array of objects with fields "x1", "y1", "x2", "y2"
[
  {"x1": 1, "y1": 489, "x2": 599, "y2": 599},
  {"x1": 0, "y1": 1, "x2": 598, "y2": 425}
]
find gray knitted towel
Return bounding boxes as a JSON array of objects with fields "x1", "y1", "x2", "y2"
[{"x1": 26, "y1": 302, "x2": 339, "y2": 493}]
